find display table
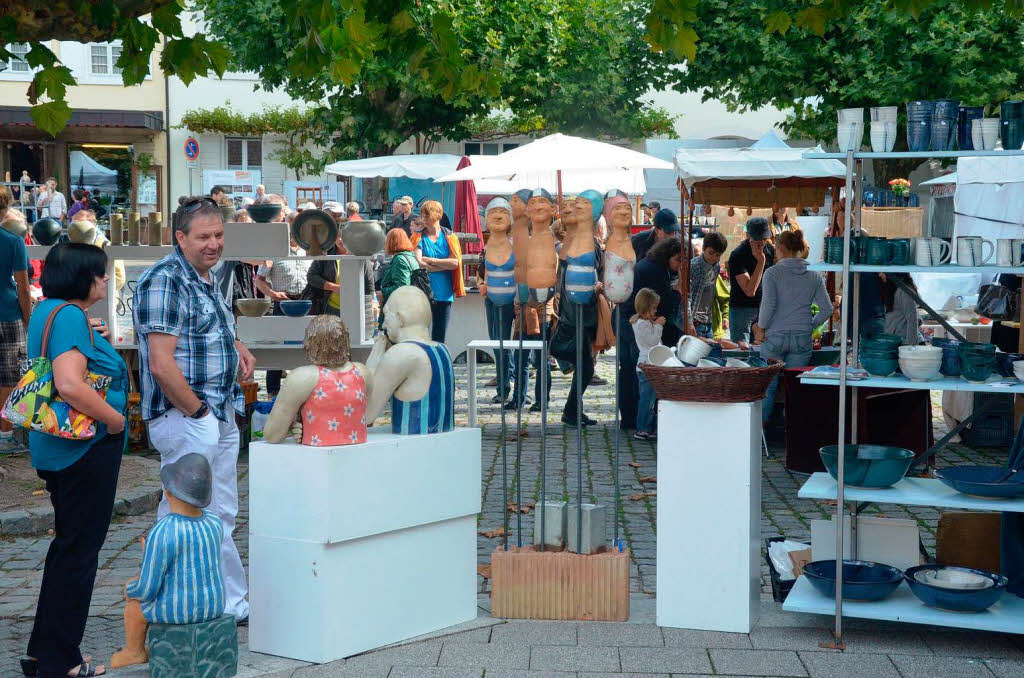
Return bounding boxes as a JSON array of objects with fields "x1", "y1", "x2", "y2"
[
  {"x1": 782, "y1": 368, "x2": 932, "y2": 473},
  {"x1": 248, "y1": 428, "x2": 481, "y2": 663},
  {"x1": 656, "y1": 400, "x2": 761, "y2": 633},
  {"x1": 466, "y1": 338, "x2": 545, "y2": 427}
]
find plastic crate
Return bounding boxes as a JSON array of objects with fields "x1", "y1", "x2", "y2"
[
  {"x1": 766, "y1": 536, "x2": 796, "y2": 603},
  {"x1": 962, "y1": 393, "x2": 1014, "y2": 448}
]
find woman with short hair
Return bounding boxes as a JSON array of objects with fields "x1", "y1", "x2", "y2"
[
  {"x1": 22, "y1": 243, "x2": 128, "y2": 678},
  {"x1": 411, "y1": 200, "x2": 464, "y2": 342}
]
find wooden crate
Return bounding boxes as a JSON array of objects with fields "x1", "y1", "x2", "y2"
[
  {"x1": 490, "y1": 546, "x2": 631, "y2": 621},
  {"x1": 860, "y1": 207, "x2": 924, "y2": 239}
]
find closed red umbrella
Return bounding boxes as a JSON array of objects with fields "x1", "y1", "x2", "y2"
[{"x1": 453, "y1": 155, "x2": 483, "y2": 254}]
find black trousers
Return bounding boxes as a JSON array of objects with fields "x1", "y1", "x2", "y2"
[
  {"x1": 563, "y1": 340, "x2": 595, "y2": 420},
  {"x1": 28, "y1": 433, "x2": 123, "y2": 677},
  {"x1": 431, "y1": 300, "x2": 452, "y2": 343},
  {"x1": 616, "y1": 313, "x2": 639, "y2": 430},
  {"x1": 267, "y1": 295, "x2": 303, "y2": 395}
]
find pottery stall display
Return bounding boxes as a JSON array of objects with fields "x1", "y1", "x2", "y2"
[
  {"x1": 247, "y1": 203, "x2": 282, "y2": 223},
  {"x1": 912, "y1": 237, "x2": 952, "y2": 266},
  {"x1": 958, "y1": 106, "x2": 985, "y2": 151},
  {"x1": 931, "y1": 337, "x2": 961, "y2": 376},
  {"x1": 904, "y1": 565, "x2": 1007, "y2": 612},
  {"x1": 996, "y1": 238, "x2": 1024, "y2": 267},
  {"x1": 956, "y1": 236, "x2": 994, "y2": 266},
  {"x1": 897, "y1": 344, "x2": 942, "y2": 381},
  {"x1": 340, "y1": 220, "x2": 386, "y2": 256},
  {"x1": 31, "y1": 217, "x2": 62, "y2": 246},
  {"x1": 957, "y1": 342, "x2": 997, "y2": 383},
  {"x1": 236, "y1": 298, "x2": 272, "y2": 317},
  {"x1": 837, "y1": 108, "x2": 864, "y2": 152},
  {"x1": 934, "y1": 465, "x2": 1024, "y2": 498},
  {"x1": 930, "y1": 99, "x2": 959, "y2": 151},
  {"x1": 994, "y1": 352, "x2": 1024, "y2": 378},
  {"x1": 907, "y1": 100, "x2": 934, "y2": 152},
  {"x1": 870, "y1": 106, "x2": 899, "y2": 152},
  {"x1": 802, "y1": 560, "x2": 904, "y2": 602},
  {"x1": 974, "y1": 118, "x2": 1002, "y2": 151},
  {"x1": 291, "y1": 209, "x2": 338, "y2": 255},
  {"x1": 279, "y1": 300, "x2": 312, "y2": 317},
  {"x1": 677, "y1": 335, "x2": 713, "y2": 366},
  {"x1": 1002, "y1": 101, "x2": 1024, "y2": 151},
  {"x1": 818, "y1": 444, "x2": 915, "y2": 488}
]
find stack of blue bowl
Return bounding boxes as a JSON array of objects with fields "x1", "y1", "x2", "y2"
[
  {"x1": 1002, "y1": 101, "x2": 1024, "y2": 151},
  {"x1": 958, "y1": 106, "x2": 985, "y2": 151},
  {"x1": 958, "y1": 342, "x2": 997, "y2": 383},
  {"x1": 860, "y1": 334, "x2": 902, "y2": 377},
  {"x1": 931, "y1": 337, "x2": 961, "y2": 377},
  {"x1": 931, "y1": 99, "x2": 959, "y2": 151},
  {"x1": 907, "y1": 101, "x2": 934, "y2": 152}
]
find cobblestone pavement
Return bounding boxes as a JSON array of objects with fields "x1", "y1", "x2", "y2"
[{"x1": 2, "y1": 352, "x2": 1022, "y2": 677}]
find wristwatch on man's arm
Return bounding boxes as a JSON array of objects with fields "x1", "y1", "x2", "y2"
[{"x1": 189, "y1": 401, "x2": 210, "y2": 419}]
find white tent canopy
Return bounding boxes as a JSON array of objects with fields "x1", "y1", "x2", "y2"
[
  {"x1": 674, "y1": 145, "x2": 846, "y2": 188},
  {"x1": 954, "y1": 156, "x2": 1024, "y2": 246},
  {"x1": 325, "y1": 154, "x2": 462, "y2": 181},
  {"x1": 70, "y1": 150, "x2": 118, "y2": 192},
  {"x1": 435, "y1": 133, "x2": 671, "y2": 194}
]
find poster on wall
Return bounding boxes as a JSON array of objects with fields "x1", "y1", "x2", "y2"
[
  {"x1": 202, "y1": 170, "x2": 262, "y2": 198},
  {"x1": 136, "y1": 173, "x2": 158, "y2": 206}
]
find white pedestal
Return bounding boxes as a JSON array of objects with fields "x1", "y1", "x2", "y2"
[
  {"x1": 248, "y1": 427, "x2": 482, "y2": 663},
  {"x1": 656, "y1": 400, "x2": 761, "y2": 633}
]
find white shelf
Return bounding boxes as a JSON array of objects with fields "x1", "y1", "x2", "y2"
[
  {"x1": 799, "y1": 373, "x2": 1024, "y2": 393},
  {"x1": 783, "y1": 576, "x2": 1024, "y2": 634},
  {"x1": 809, "y1": 262, "x2": 1024, "y2": 274},
  {"x1": 798, "y1": 472, "x2": 1024, "y2": 513},
  {"x1": 803, "y1": 150, "x2": 1024, "y2": 160}
]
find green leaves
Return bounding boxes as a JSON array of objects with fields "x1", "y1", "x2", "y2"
[
  {"x1": 30, "y1": 101, "x2": 73, "y2": 137},
  {"x1": 26, "y1": 65, "x2": 75, "y2": 104},
  {"x1": 795, "y1": 6, "x2": 829, "y2": 35},
  {"x1": 765, "y1": 11, "x2": 792, "y2": 34}
]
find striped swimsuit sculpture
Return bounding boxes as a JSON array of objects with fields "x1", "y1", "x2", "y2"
[
  {"x1": 391, "y1": 342, "x2": 455, "y2": 435},
  {"x1": 485, "y1": 255, "x2": 517, "y2": 306},
  {"x1": 565, "y1": 251, "x2": 597, "y2": 304}
]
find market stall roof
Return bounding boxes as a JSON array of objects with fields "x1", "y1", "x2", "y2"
[
  {"x1": 673, "y1": 141, "x2": 846, "y2": 208},
  {"x1": 954, "y1": 155, "x2": 1024, "y2": 241},
  {"x1": 434, "y1": 133, "x2": 670, "y2": 193},
  {"x1": 921, "y1": 172, "x2": 957, "y2": 186},
  {"x1": 749, "y1": 130, "x2": 790, "y2": 149},
  {"x1": 325, "y1": 154, "x2": 462, "y2": 180}
]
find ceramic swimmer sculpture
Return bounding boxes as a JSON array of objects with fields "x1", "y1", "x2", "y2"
[
  {"x1": 364, "y1": 286, "x2": 455, "y2": 435},
  {"x1": 526, "y1": 188, "x2": 558, "y2": 300},
  {"x1": 483, "y1": 198, "x2": 516, "y2": 307},
  {"x1": 263, "y1": 315, "x2": 372, "y2": 446},
  {"x1": 111, "y1": 454, "x2": 234, "y2": 671},
  {"x1": 565, "y1": 190, "x2": 603, "y2": 304},
  {"x1": 602, "y1": 190, "x2": 636, "y2": 304},
  {"x1": 509, "y1": 189, "x2": 532, "y2": 286}
]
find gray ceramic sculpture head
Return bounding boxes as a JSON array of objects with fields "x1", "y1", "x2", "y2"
[
  {"x1": 160, "y1": 453, "x2": 213, "y2": 508},
  {"x1": 341, "y1": 220, "x2": 386, "y2": 256},
  {"x1": 1, "y1": 217, "x2": 27, "y2": 238}
]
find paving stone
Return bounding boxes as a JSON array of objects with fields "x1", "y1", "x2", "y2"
[
  {"x1": 708, "y1": 648, "x2": 808, "y2": 677},
  {"x1": 388, "y1": 668, "x2": 484, "y2": 678},
  {"x1": 438, "y1": 642, "x2": 530, "y2": 670},
  {"x1": 439, "y1": 627, "x2": 494, "y2": 644},
  {"x1": 798, "y1": 651, "x2": 900, "y2": 678},
  {"x1": 341, "y1": 639, "x2": 442, "y2": 670},
  {"x1": 490, "y1": 621, "x2": 578, "y2": 646},
  {"x1": 984, "y1": 658, "x2": 1024, "y2": 678},
  {"x1": 577, "y1": 622, "x2": 662, "y2": 647},
  {"x1": 618, "y1": 647, "x2": 712, "y2": 674},
  {"x1": 484, "y1": 671, "x2": 576, "y2": 678},
  {"x1": 749, "y1": 627, "x2": 835, "y2": 651},
  {"x1": 661, "y1": 628, "x2": 752, "y2": 649},
  {"x1": 529, "y1": 645, "x2": 620, "y2": 672},
  {"x1": 887, "y1": 654, "x2": 996, "y2": 678},
  {"x1": 837, "y1": 629, "x2": 932, "y2": 656},
  {"x1": 923, "y1": 630, "x2": 1024, "y2": 660}
]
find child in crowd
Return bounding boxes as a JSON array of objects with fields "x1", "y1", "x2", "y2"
[
  {"x1": 631, "y1": 287, "x2": 665, "y2": 441},
  {"x1": 110, "y1": 453, "x2": 225, "y2": 669}
]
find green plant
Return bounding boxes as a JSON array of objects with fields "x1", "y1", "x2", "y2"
[{"x1": 133, "y1": 152, "x2": 153, "y2": 177}]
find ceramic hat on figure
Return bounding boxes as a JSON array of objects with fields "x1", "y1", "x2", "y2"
[
  {"x1": 745, "y1": 216, "x2": 772, "y2": 241},
  {"x1": 577, "y1": 190, "x2": 605, "y2": 223},
  {"x1": 160, "y1": 453, "x2": 213, "y2": 508},
  {"x1": 528, "y1": 188, "x2": 553, "y2": 203},
  {"x1": 486, "y1": 197, "x2": 513, "y2": 220},
  {"x1": 514, "y1": 189, "x2": 533, "y2": 206},
  {"x1": 602, "y1": 191, "x2": 631, "y2": 222},
  {"x1": 652, "y1": 208, "x2": 680, "y2": 233}
]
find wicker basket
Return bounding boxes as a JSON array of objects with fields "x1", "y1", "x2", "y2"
[{"x1": 640, "y1": 359, "x2": 784, "y2": 403}]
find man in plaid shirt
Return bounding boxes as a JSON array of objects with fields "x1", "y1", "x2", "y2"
[
  {"x1": 133, "y1": 197, "x2": 256, "y2": 622},
  {"x1": 685, "y1": 231, "x2": 728, "y2": 339}
]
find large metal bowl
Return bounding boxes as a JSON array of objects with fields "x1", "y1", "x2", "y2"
[
  {"x1": 934, "y1": 466, "x2": 1024, "y2": 498},
  {"x1": 246, "y1": 203, "x2": 283, "y2": 223},
  {"x1": 819, "y1": 444, "x2": 915, "y2": 488},
  {"x1": 904, "y1": 564, "x2": 1007, "y2": 612},
  {"x1": 803, "y1": 559, "x2": 903, "y2": 602}
]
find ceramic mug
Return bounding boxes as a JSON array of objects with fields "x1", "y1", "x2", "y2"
[
  {"x1": 887, "y1": 238, "x2": 911, "y2": 265},
  {"x1": 864, "y1": 237, "x2": 892, "y2": 265},
  {"x1": 997, "y1": 238, "x2": 1024, "y2": 267},
  {"x1": 677, "y1": 335, "x2": 712, "y2": 366},
  {"x1": 824, "y1": 236, "x2": 845, "y2": 264},
  {"x1": 956, "y1": 236, "x2": 994, "y2": 266},
  {"x1": 912, "y1": 237, "x2": 951, "y2": 266}
]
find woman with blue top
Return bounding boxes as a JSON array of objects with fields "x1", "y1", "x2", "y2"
[
  {"x1": 22, "y1": 243, "x2": 128, "y2": 678},
  {"x1": 412, "y1": 200, "x2": 465, "y2": 343}
]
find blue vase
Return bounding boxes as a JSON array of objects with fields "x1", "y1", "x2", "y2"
[{"x1": 958, "y1": 106, "x2": 984, "y2": 150}]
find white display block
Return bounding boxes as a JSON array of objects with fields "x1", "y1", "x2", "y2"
[
  {"x1": 237, "y1": 316, "x2": 312, "y2": 345},
  {"x1": 656, "y1": 400, "x2": 761, "y2": 633},
  {"x1": 222, "y1": 221, "x2": 290, "y2": 259},
  {"x1": 248, "y1": 428, "x2": 482, "y2": 663}
]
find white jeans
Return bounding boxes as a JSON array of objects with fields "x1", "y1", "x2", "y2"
[{"x1": 147, "y1": 408, "x2": 248, "y2": 619}]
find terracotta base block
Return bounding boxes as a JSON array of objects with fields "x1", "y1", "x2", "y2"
[{"x1": 490, "y1": 545, "x2": 631, "y2": 621}]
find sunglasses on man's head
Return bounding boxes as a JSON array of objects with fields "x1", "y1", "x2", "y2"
[{"x1": 180, "y1": 197, "x2": 219, "y2": 214}]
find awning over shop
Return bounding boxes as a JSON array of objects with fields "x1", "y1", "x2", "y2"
[{"x1": 0, "y1": 106, "x2": 164, "y2": 131}]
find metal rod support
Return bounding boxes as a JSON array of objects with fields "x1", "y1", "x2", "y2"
[
  {"x1": 516, "y1": 304, "x2": 524, "y2": 547},
  {"x1": 613, "y1": 305, "x2": 621, "y2": 547},
  {"x1": 499, "y1": 304, "x2": 509, "y2": 551},
  {"x1": 576, "y1": 304, "x2": 584, "y2": 552},
  {"x1": 540, "y1": 316, "x2": 548, "y2": 552}
]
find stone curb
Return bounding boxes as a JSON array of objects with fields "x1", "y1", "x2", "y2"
[{"x1": 0, "y1": 457, "x2": 163, "y2": 537}]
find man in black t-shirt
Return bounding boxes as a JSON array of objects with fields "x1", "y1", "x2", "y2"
[{"x1": 727, "y1": 217, "x2": 775, "y2": 342}]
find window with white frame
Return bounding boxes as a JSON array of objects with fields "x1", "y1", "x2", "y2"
[
  {"x1": 226, "y1": 137, "x2": 263, "y2": 170},
  {"x1": 464, "y1": 141, "x2": 519, "y2": 156},
  {"x1": 89, "y1": 43, "x2": 122, "y2": 76},
  {"x1": 6, "y1": 43, "x2": 29, "y2": 72}
]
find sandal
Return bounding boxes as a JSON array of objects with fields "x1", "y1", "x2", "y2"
[
  {"x1": 20, "y1": 656, "x2": 93, "y2": 676},
  {"x1": 69, "y1": 662, "x2": 104, "y2": 677}
]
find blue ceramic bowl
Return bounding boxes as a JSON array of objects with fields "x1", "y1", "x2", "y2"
[
  {"x1": 803, "y1": 560, "x2": 903, "y2": 601},
  {"x1": 931, "y1": 339, "x2": 962, "y2": 376},
  {"x1": 995, "y1": 353, "x2": 1024, "y2": 378},
  {"x1": 960, "y1": 359, "x2": 995, "y2": 383},
  {"x1": 246, "y1": 203, "x2": 283, "y2": 223},
  {"x1": 862, "y1": 333, "x2": 903, "y2": 348},
  {"x1": 934, "y1": 466, "x2": 1024, "y2": 498},
  {"x1": 904, "y1": 565, "x2": 1007, "y2": 612},
  {"x1": 820, "y1": 444, "x2": 914, "y2": 488},
  {"x1": 861, "y1": 356, "x2": 899, "y2": 377},
  {"x1": 279, "y1": 300, "x2": 312, "y2": 317}
]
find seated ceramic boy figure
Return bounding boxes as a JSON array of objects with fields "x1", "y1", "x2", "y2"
[
  {"x1": 364, "y1": 285, "x2": 455, "y2": 434},
  {"x1": 110, "y1": 454, "x2": 225, "y2": 669},
  {"x1": 263, "y1": 314, "x2": 372, "y2": 445}
]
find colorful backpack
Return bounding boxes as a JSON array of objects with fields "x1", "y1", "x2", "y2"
[{"x1": 2, "y1": 303, "x2": 112, "y2": 439}]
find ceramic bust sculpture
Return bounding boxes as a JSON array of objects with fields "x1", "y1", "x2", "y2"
[
  {"x1": 526, "y1": 188, "x2": 558, "y2": 300},
  {"x1": 1, "y1": 213, "x2": 27, "y2": 238},
  {"x1": 263, "y1": 315, "x2": 372, "y2": 446},
  {"x1": 565, "y1": 190, "x2": 603, "y2": 304},
  {"x1": 510, "y1": 189, "x2": 532, "y2": 284},
  {"x1": 483, "y1": 198, "x2": 516, "y2": 306},
  {"x1": 602, "y1": 190, "x2": 636, "y2": 304},
  {"x1": 111, "y1": 454, "x2": 229, "y2": 670},
  {"x1": 364, "y1": 286, "x2": 455, "y2": 435},
  {"x1": 559, "y1": 199, "x2": 577, "y2": 261}
]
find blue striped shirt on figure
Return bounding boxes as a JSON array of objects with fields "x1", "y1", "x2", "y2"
[
  {"x1": 391, "y1": 342, "x2": 455, "y2": 435},
  {"x1": 126, "y1": 511, "x2": 226, "y2": 625}
]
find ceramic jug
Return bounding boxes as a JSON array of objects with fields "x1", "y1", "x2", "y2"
[
  {"x1": 997, "y1": 238, "x2": 1024, "y2": 267},
  {"x1": 956, "y1": 236, "x2": 994, "y2": 266}
]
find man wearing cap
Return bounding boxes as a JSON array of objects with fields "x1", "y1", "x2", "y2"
[
  {"x1": 727, "y1": 216, "x2": 775, "y2": 343},
  {"x1": 631, "y1": 208, "x2": 680, "y2": 262},
  {"x1": 323, "y1": 201, "x2": 345, "y2": 223},
  {"x1": 390, "y1": 196, "x2": 414, "y2": 236}
]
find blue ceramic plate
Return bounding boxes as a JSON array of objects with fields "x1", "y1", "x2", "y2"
[
  {"x1": 934, "y1": 466, "x2": 1024, "y2": 498},
  {"x1": 904, "y1": 564, "x2": 1007, "y2": 612},
  {"x1": 803, "y1": 560, "x2": 903, "y2": 601}
]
